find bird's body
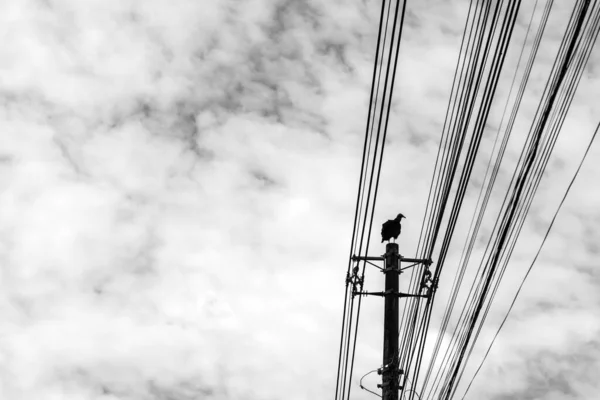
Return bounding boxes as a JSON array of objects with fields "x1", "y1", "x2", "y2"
[{"x1": 381, "y1": 213, "x2": 405, "y2": 243}]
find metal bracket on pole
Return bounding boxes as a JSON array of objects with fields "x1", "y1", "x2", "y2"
[{"x1": 352, "y1": 255, "x2": 386, "y2": 272}]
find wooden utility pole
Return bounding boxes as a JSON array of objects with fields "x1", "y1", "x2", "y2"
[{"x1": 382, "y1": 243, "x2": 400, "y2": 400}]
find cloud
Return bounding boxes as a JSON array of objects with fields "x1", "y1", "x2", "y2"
[{"x1": 1, "y1": 0, "x2": 599, "y2": 399}]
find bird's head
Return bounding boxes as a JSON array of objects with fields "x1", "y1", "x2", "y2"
[{"x1": 395, "y1": 213, "x2": 406, "y2": 221}]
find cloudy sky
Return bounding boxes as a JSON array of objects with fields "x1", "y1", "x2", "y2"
[{"x1": 1, "y1": 0, "x2": 599, "y2": 399}]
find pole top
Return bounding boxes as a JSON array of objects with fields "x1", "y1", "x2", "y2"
[{"x1": 385, "y1": 242, "x2": 399, "y2": 253}]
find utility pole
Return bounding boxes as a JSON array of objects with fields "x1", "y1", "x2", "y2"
[
  {"x1": 352, "y1": 248, "x2": 432, "y2": 399},
  {"x1": 382, "y1": 243, "x2": 400, "y2": 400}
]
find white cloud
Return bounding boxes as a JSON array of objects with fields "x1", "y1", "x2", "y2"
[{"x1": 1, "y1": 0, "x2": 599, "y2": 399}]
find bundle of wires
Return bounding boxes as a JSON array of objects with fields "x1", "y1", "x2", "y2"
[
  {"x1": 403, "y1": 0, "x2": 600, "y2": 399},
  {"x1": 395, "y1": 1, "x2": 524, "y2": 397},
  {"x1": 334, "y1": 1, "x2": 408, "y2": 399},
  {"x1": 335, "y1": 0, "x2": 599, "y2": 398}
]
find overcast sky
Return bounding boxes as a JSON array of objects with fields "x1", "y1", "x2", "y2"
[{"x1": 1, "y1": 0, "x2": 599, "y2": 399}]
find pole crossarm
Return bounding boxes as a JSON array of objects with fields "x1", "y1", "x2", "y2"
[
  {"x1": 355, "y1": 290, "x2": 430, "y2": 299},
  {"x1": 352, "y1": 254, "x2": 433, "y2": 266},
  {"x1": 352, "y1": 255, "x2": 385, "y2": 262},
  {"x1": 401, "y1": 257, "x2": 433, "y2": 266}
]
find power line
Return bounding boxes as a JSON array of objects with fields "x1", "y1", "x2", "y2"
[
  {"x1": 335, "y1": 1, "x2": 409, "y2": 399},
  {"x1": 461, "y1": 120, "x2": 600, "y2": 399},
  {"x1": 335, "y1": 1, "x2": 599, "y2": 398}
]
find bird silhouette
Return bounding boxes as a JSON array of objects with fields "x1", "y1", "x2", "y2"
[{"x1": 381, "y1": 213, "x2": 406, "y2": 243}]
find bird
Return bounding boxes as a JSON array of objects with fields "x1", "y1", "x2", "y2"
[{"x1": 381, "y1": 213, "x2": 406, "y2": 243}]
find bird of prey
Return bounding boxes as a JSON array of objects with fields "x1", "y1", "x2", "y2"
[{"x1": 381, "y1": 213, "x2": 406, "y2": 243}]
